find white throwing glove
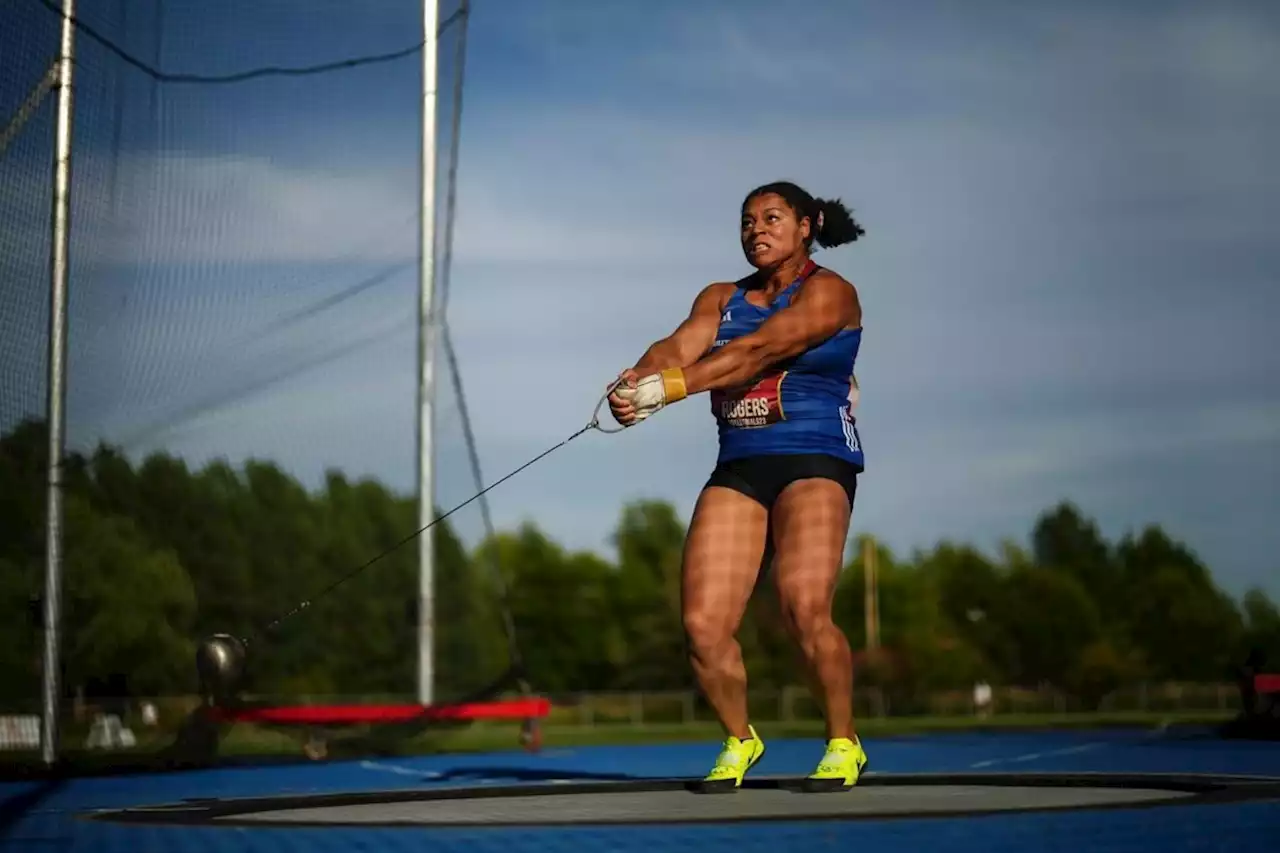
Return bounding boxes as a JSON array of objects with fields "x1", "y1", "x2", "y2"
[{"x1": 615, "y1": 368, "x2": 688, "y2": 424}]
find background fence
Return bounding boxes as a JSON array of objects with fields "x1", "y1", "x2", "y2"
[
  {"x1": 0, "y1": 680, "x2": 1247, "y2": 762},
  {"x1": 553, "y1": 683, "x2": 1244, "y2": 727}
]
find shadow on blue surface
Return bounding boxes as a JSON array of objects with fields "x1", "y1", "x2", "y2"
[{"x1": 0, "y1": 778, "x2": 65, "y2": 842}]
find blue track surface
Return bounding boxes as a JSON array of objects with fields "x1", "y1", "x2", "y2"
[{"x1": 3, "y1": 727, "x2": 1279, "y2": 851}]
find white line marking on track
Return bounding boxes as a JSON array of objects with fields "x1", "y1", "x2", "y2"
[
  {"x1": 969, "y1": 742, "x2": 1103, "y2": 769},
  {"x1": 359, "y1": 759, "x2": 442, "y2": 779},
  {"x1": 971, "y1": 725, "x2": 1182, "y2": 769}
]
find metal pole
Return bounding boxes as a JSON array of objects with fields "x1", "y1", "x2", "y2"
[
  {"x1": 417, "y1": 0, "x2": 440, "y2": 706},
  {"x1": 41, "y1": 0, "x2": 78, "y2": 767},
  {"x1": 863, "y1": 535, "x2": 879, "y2": 651}
]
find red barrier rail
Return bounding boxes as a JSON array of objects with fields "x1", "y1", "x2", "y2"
[
  {"x1": 1254, "y1": 674, "x2": 1280, "y2": 695},
  {"x1": 208, "y1": 696, "x2": 551, "y2": 726}
]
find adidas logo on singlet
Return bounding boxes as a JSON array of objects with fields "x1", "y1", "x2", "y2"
[{"x1": 721, "y1": 310, "x2": 732, "y2": 323}]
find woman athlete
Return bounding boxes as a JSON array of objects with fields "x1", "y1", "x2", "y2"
[{"x1": 608, "y1": 180, "x2": 868, "y2": 792}]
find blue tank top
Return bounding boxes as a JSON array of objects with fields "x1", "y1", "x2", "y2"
[{"x1": 707, "y1": 261, "x2": 864, "y2": 470}]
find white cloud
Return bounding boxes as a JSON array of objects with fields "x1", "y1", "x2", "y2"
[
  {"x1": 0, "y1": 152, "x2": 420, "y2": 268},
  {"x1": 942, "y1": 400, "x2": 1280, "y2": 488},
  {"x1": 100, "y1": 153, "x2": 419, "y2": 266}
]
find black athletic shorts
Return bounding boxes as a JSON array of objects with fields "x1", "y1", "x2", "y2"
[{"x1": 704, "y1": 453, "x2": 860, "y2": 512}]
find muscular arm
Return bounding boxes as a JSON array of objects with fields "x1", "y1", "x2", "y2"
[
  {"x1": 630, "y1": 282, "x2": 730, "y2": 374},
  {"x1": 682, "y1": 272, "x2": 860, "y2": 396}
]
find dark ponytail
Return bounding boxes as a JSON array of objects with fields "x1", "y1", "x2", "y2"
[
  {"x1": 743, "y1": 181, "x2": 865, "y2": 250},
  {"x1": 812, "y1": 196, "x2": 864, "y2": 248}
]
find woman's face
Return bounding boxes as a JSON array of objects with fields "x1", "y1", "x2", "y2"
[{"x1": 741, "y1": 192, "x2": 809, "y2": 269}]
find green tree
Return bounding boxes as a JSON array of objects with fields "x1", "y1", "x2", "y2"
[
  {"x1": 1031, "y1": 502, "x2": 1118, "y2": 623},
  {"x1": 609, "y1": 499, "x2": 689, "y2": 688},
  {"x1": 1065, "y1": 638, "x2": 1145, "y2": 710},
  {"x1": 61, "y1": 493, "x2": 197, "y2": 696},
  {"x1": 432, "y1": 501, "x2": 510, "y2": 700},
  {"x1": 483, "y1": 524, "x2": 625, "y2": 692},
  {"x1": 1000, "y1": 564, "x2": 1102, "y2": 686},
  {"x1": 1116, "y1": 526, "x2": 1244, "y2": 680},
  {"x1": 922, "y1": 541, "x2": 1011, "y2": 680},
  {"x1": 1241, "y1": 588, "x2": 1280, "y2": 664},
  {"x1": 0, "y1": 556, "x2": 40, "y2": 705},
  {"x1": 0, "y1": 419, "x2": 50, "y2": 565},
  {"x1": 869, "y1": 546, "x2": 985, "y2": 695},
  {"x1": 0, "y1": 417, "x2": 1266, "y2": 709}
]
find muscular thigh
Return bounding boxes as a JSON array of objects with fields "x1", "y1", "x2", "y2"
[
  {"x1": 682, "y1": 486, "x2": 769, "y2": 635},
  {"x1": 770, "y1": 479, "x2": 852, "y2": 622}
]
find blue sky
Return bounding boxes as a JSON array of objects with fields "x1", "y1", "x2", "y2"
[{"x1": 2, "y1": 0, "x2": 1278, "y2": 599}]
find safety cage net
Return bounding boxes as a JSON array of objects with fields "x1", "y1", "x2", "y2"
[{"x1": 0, "y1": 0, "x2": 539, "y2": 774}]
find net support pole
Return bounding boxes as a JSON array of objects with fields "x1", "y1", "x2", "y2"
[
  {"x1": 41, "y1": 0, "x2": 78, "y2": 767},
  {"x1": 416, "y1": 0, "x2": 441, "y2": 706},
  {"x1": 863, "y1": 535, "x2": 879, "y2": 651}
]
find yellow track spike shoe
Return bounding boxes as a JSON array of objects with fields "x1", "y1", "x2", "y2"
[
  {"x1": 694, "y1": 725, "x2": 766, "y2": 793},
  {"x1": 801, "y1": 735, "x2": 869, "y2": 792}
]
